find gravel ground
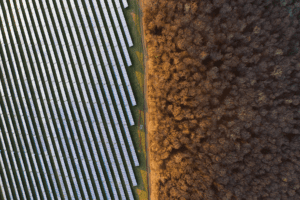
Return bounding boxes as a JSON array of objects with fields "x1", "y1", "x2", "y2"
[{"x1": 144, "y1": 0, "x2": 300, "y2": 199}]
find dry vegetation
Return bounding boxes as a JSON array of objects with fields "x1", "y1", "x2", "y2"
[{"x1": 145, "y1": 0, "x2": 300, "y2": 199}]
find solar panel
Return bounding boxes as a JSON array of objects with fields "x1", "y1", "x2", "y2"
[
  {"x1": 79, "y1": 102, "x2": 89, "y2": 122},
  {"x1": 28, "y1": 66, "x2": 36, "y2": 81},
  {"x1": 81, "y1": 42, "x2": 92, "y2": 54},
  {"x1": 1, "y1": 0, "x2": 140, "y2": 197},
  {"x1": 90, "y1": 90, "x2": 97, "y2": 105},
  {"x1": 81, "y1": 86, "x2": 88, "y2": 103},
  {"x1": 9, "y1": 169, "x2": 22, "y2": 200},
  {"x1": 63, "y1": 46, "x2": 71, "y2": 65},
  {"x1": 67, "y1": 119, "x2": 75, "y2": 135},
  {"x1": 117, "y1": 5, "x2": 133, "y2": 43},
  {"x1": 68, "y1": 159, "x2": 81, "y2": 198},
  {"x1": 12, "y1": 136, "x2": 34, "y2": 199},
  {"x1": 46, "y1": 84, "x2": 55, "y2": 102},
  {"x1": 0, "y1": 84, "x2": 3, "y2": 98},
  {"x1": 75, "y1": 172, "x2": 89, "y2": 200},
  {"x1": 0, "y1": 129, "x2": 26, "y2": 200},
  {"x1": 36, "y1": 159, "x2": 54, "y2": 200},
  {"x1": 69, "y1": 137, "x2": 75, "y2": 155},
  {"x1": 50, "y1": 89, "x2": 83, "y2": 200},
  {"x1": 93, "y1": 175, "x2": 104, "y2": 199},
  {"x1": 33, "y1": 137, "x2": 40, "y2": 151},
  {"x1": 121, "y1": 0, "x2": 128, "y2": 8},
  {"x1": 54, "y1": 4, "x2": 67, "y2": 30},
  {"x1": 79, "y1": 64, "x2": 89, "y2": 81},
  {"x1": 53, "y1": 84, "x2": 60, "y2": 99},
  {"x1": 57, "y1": 83, "x2": 67, "y2": 102},
  {"x1": 84, "y1": 168, "x2": 97, "y2": 199},
  {"x1": 68, "y1": 0, "x2": 76, "y2": 10},
  {"x1": 68, "y1": 67, "x2": 77, "y2": 84},
  {"x1": 106, "y1": 145, "x2": 126, "y2": 198},
  {"x1": 85, "y1": 97, "x2": 123, "y2": 200},
  {"x1": 72, "y1": 48, "x2": 79, "y2": 64},
  {"x1": 0, "y1": 154, "x2": 14, "y2": 200},
  {"x1": 85, "y1": 51, "x2": 93, "y2": 65},
  {"x1": 94, "y1": 31, "x2": 101, "y2": 42},
  {"x1": 97, "y1": 20, "x2": 135, "y2": 110},
  {"x1": 43, "y1": 154, "x2": 61, "y2": 198},
  {"x1": 80, "y1": 12, "x2": 89, "y2": 29},
  {"x1": 48, "y1": 22, "x2": 57, "y2": 38},
  {"x1": 17, "y1": 20, "x2": 72, "y2": 200},
  {"x1": 60, "y1": 63, "x2": 69, "y2": 78},
  {"x1": 47, "y1": 0, "x2": 54, "y2": 9},
  {"x1": 32, "y1": 0, "x2": 41, "y2": 10},
  {"x1": 86, "y1": 67, "x2": 98, "y2": 84},
  {"x1": 40, "y1": 141, "x2": 48, "y2": 156},
  {"x1": 78, "y1": 5, "x2": 85, "y2": 14},
  {"x1": 3, "y1": 8, "x2": 14, "y2": 29},
  {"x1": 78, "y1": 28, "x2": 87, "y2": 46},
  {"x1": 95, "y1": 0, "x2": 132, "y2": 69},
  {"x1": 37, "y1": 9, "x2": 46, "y2": 27},
  {"x1": 47, "y1": 118, "x2": 56, "y2": 134},
  {"x1": 111, "y1": 8, "x2": 118, "y2": 23},
  {"x1": 72, "y1": 28, "x2": 80, "y2": 45},
  {"x1": 72, "y1": 61, "x2": 117, "y2": 200},
  {"x1": 42, "y1": 90, "x2": 74, "y2": 199},
  {"x1": 94, "y1": 55, "x2": 133, "y2": 128},
  {"x1": 27, "y1": 28, "x2": 37, "y2": 46},
  {"x1": 103, "y1": 88, "x2": 113, "y2": 107},
  {"x1": 87, "y1": 30, "x2": 94, "y2": 46},
  {"x1": 65, "y1": 31, "x2": 73, "y2": 45},
  {"x1": 2, "y1": 24, "x2": 53, "y2": 199},
  {"x1": 108, "y1": 100, "x2": 137, "y2": 177},
  {"x1": 76, "y1": 0, "x2": 84, "y2": 12},
  {"x1": 75, "y1": 47, "x2": 84, "y2": 63}
]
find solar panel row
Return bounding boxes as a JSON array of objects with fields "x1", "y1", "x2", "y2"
[
  {"x1": 91, "y1": 86, "x2": 132, "y2": 197},
  {"x1": 0, "y1": 117, "x2": 25, "y2": 200},
  {"x1": 0, "y1": 31, "x2": 36, "y2": 200},
  {"x1": 44, "y1": 65, "x2": 81, "y2": 197},
  {"x1": 33, "y1": 94, "x2": 66, "y2": 197},
  {"x1": 4, "y1": 79, "x2": 46, "y2": 199},
  {"x1": 106, "y1": 0, "x2": 133, "y2": 58},
  {"x1": 23, "y1": 152, "x2": 40, "y2": 199},
  {"x1": 0, "y1": 152, "x2": 14, "y2": 200},
  {"x1": 0, "y1": 174, "x2": 7, "y2": 200},
  {"x1": 0, "y1": 4, "x2": 62, "y2": 198},
  {"x1": 44, "y1": 4, "x2": 102, "y2": 197},
  {"x1": 1, "y1": 0, "x2": 140, "y2": 198},
  {"x1": 2, "y1": 151, "x2": 14, "y2": 192},
  {"x1": 63, "y1": 1, "x2": 137, "y2": 196},
  {"x1": 122, "y1": 0, "x2": 129, "y2": 8},
  {"x1": 90, "y1": 0, "x2": 129, "y2": 68},
  {"x1": 89, "y1": 0, "x2": 136, "y2": 107},
  {"x1": 12, "y1": 133, "x2": 34, "y2": 200},
  {"x1": 63, "y1": 10, "x2": 121, "y2": 200},
  {"x1": 41, "y1": 80, "x2": 75, "y2": 200},
  {"x1": 55, "y1": 80, "x2": 92, "y2": 198}
]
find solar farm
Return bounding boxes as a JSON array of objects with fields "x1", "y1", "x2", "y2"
[{"x1": 0, "y1": 0, "x2": 147, "y2": 199}]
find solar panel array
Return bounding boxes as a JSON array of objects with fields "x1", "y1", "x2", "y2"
[{"x1": 0, "y1": 0, "x2": 139, "y2": 199}]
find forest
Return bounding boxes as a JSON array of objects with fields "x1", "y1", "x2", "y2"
[{"x1": 144, "y1": 0, "x2": 300, "y2": 199}]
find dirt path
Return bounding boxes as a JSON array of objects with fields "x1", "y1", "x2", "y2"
[
  {"x1": 139, "y1": 0, "x2": 161, "y2": 199},
  {"x1": 138, "y1": 0, "x2": 152, "y2": 199}
]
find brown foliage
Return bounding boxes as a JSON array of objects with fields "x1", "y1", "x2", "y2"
[{"x1": 145, "y1": 0, "x2": 300, "y2": 199}]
